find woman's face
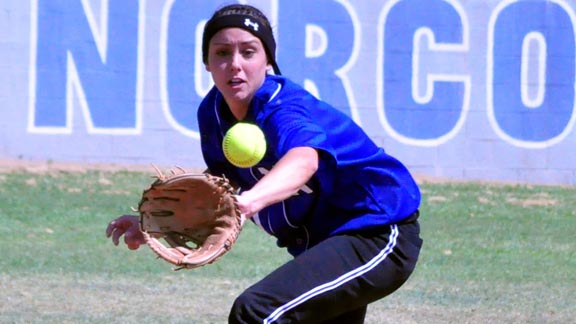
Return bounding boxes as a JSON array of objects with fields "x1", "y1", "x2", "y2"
[{"x1": 206, "y1": 27, "x2": 271, "y2": 115}]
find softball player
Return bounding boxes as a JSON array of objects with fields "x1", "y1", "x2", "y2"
[
  {"x1": 199, "y1": 4, "x2": 423, "y2": 323},
  {"x1": 107, "y1": 3, "x2": 423, "y2": 323}
]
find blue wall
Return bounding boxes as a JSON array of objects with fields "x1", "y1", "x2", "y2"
[{"x1": 2, "y1": 0, "x2": 575, "y2": 185}]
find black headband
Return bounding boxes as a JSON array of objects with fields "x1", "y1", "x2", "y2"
[{"x1": 202, "y1": 14, "x2": 281, "y2": 75}]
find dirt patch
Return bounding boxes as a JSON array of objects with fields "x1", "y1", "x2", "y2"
[{"x1": 506, "y1": 195, "x2": 559, "y2": 207}]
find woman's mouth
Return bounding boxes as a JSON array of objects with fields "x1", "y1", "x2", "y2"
[{"x1": 228, "y1": 78, "x2": 244, "y2": 86}]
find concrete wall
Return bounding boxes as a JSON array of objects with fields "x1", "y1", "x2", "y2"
[{"x1": 2, "y1": 0, "x2": 575, "y2": 185}]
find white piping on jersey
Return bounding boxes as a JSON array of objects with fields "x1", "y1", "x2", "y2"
[
  {"x1": 250, "y1": 167, "x2": 297, "y2": 230},
  {"x1": 302, "y1": 226, "x2": 310, "y2": 251},
  {"x1": 250, "y1": 195, "x2": 296, "y2": 234},
  {"x1": 266, "y1": 211, "x2": 276, "y2": 235},
  {"x1": 268, "y1": 83, "x2": 282, "y2": 102},
  {"x1": 251, "y1": 213, "x2": 265, "y2": 232},
  {"x1": 263, "y1": 224, "x2": 399, "y2": 324},
  {"x1": 250, "y1": 167, "x2": 275, "y2": 235},
  {"x1": 281, "y1": 201, "x2": 298, "y2": 228},
  {"x1": 249, "y1": 167, "x2": 259, "y2": 181}
]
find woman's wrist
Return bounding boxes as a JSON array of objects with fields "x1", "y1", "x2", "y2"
[{"x1": 236, "y1": 191, "x2": 260, "y2": 219}]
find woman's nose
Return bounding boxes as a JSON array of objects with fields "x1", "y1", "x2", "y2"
[{"x1": 229, "y1": 52, "x2": 241, "y2": 71}]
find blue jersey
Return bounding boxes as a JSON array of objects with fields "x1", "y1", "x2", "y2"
[{"x1": 198, "y1": 75, "x2": 420, "y2": 256}]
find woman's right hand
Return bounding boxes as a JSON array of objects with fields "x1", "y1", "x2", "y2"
[{"x1": 105, "y1": 215, "x2": 145, "y2": 250}]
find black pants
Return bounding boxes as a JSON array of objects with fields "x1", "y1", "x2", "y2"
[{"x1": 228, "y1": 214, "x2": 423, "y2": 323}]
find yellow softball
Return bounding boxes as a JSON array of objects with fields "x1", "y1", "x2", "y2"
[{"x1": 222, "y1": 123, "x2": 267, "y2": 168}]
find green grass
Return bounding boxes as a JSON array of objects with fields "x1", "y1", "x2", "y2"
[{"x1": 0, "y1": 170, "x2": 574, "y2": 323}]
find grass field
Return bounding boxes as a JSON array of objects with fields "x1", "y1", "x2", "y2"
[{"x1": 0, "y1": 167, "x2": 574, "y2": 323}]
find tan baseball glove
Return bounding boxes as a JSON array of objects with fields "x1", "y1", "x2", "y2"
[{"x1": 138, "y1": 167, "x2": 244, "y2": 270}]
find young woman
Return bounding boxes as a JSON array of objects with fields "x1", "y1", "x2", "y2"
[{"x1": 106, "y1": 4, "x2": 423, "y2": 323}]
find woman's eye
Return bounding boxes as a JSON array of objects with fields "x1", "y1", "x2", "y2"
[
  {"x1": 216, "y1": 49, "x2": 230, "y2": 57},
  {"x1": 242, "y1": 49, "x2": 256, "y2": 57}
]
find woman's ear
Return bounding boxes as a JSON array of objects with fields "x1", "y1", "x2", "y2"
[{"x1": 205, "y1": 63, "x2": 211, "y2": 72}]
